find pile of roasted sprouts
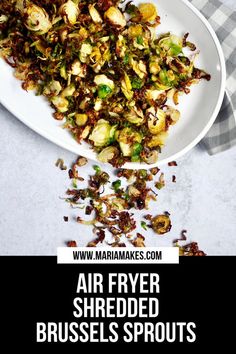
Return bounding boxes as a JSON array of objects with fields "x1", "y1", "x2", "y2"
[
  {"x1": 58, "y1": 156, "x2": 206, "y2": 256},
  {"x1": 0, "y1": 0, "x2": 210, "y2": 166}
]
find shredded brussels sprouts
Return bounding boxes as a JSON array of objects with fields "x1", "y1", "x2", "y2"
[{"x1": 0, "y1": 0, "x2": 210, "y2": 167}]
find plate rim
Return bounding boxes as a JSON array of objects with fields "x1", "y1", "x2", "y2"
[{"x1": 0, "y1": 0, "x2": 226, "y2": 169}]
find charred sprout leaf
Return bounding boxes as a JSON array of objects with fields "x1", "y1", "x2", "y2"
[{"x1": 96, "y1": 171, "x2": 110, "y2": 185}]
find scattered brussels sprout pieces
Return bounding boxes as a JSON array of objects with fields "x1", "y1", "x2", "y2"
[
  {"x1": 128, "y1": 25, "x2": 143, "y2": 38},
  {"x1": 94, "y1": 75, "x2": 114, "y2": 90},
  {"x1": 75, "y1": 114, "x2": 88, "y2": 127},
  {"x1": 118, "y1": 127, "x2": 142, "y2": 144},
  {"x1": 149, "y1": 57, "x2": 161, "y2": 75},
  {"x1": 81, "y1": 126, "x2": 91, "y2": 139},
  {"x1": 131, "y1": 155, "x2": 140, "y2": 162},
  {"x1": 154, "y1": 81, "x2": 171, "y2": 91},
  {"x1": 125, "y1": 4, "x2": 139, "y2": 16}
]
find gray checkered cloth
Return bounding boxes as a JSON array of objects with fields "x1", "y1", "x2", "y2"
[{"x1": 189, "y1": 0, "x2": 236, "y2": 154}]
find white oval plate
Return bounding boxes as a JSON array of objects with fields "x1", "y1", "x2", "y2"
[{"x1": 0, "y1": 0, "x2": 226, "y2": 168}]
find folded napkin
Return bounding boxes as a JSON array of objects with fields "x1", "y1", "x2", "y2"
[{"x1": 189, "y1": 0, "x2": 236, "y2": 154}]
